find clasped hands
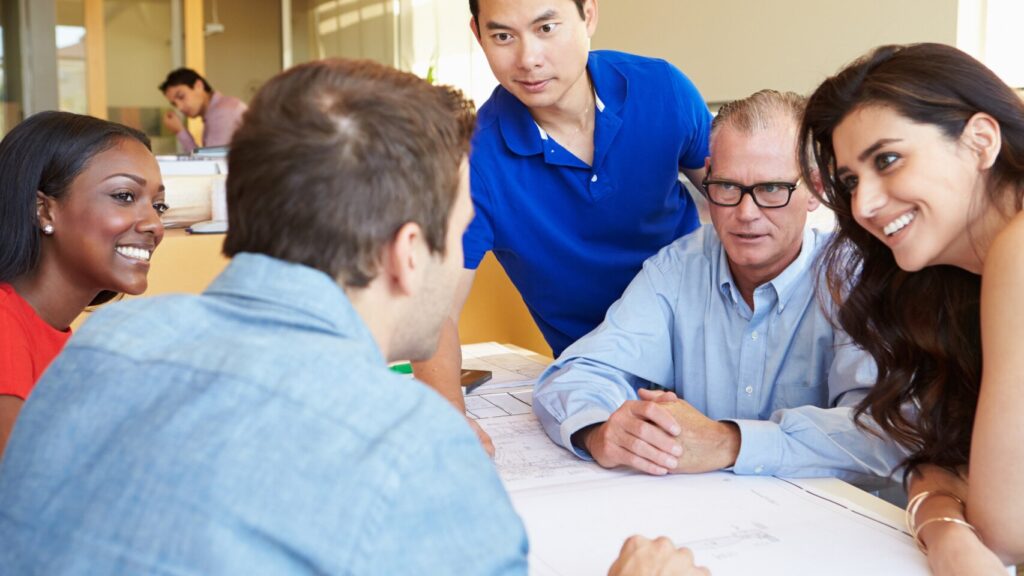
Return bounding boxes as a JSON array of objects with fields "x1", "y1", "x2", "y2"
[{"x1": 575, "y1": 389, "x2": 741, "y2": 475}]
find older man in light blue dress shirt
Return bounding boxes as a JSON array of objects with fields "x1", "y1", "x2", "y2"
[{"x1": 534, "y1": 90, "x2": 906, "y2": 487}]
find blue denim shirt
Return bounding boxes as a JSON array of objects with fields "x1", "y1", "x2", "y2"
[
  {"x1": 534, "y1": 228, "x2": 907, "y2": 485},
  {"x1": 0, "y1": 253, "x2": 528, "y2": 575}
]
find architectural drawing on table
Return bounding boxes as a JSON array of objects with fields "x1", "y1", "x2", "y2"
[
  {"x1": 478, "y1": 413, "x2": 631, "y2": 491},
  {"x1": 679, "y1": 522, "x2": 779, "y2": 561},
  {"x1": 464, "y1": 390, "x2": 533, "y2": 420},
  {"x1": 460, "y1": 342, "x2": 548, "y2": 388}
]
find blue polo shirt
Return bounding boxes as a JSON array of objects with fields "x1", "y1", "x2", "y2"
[{"x1": 464, "y1": 50, "x2": 711, "y2": 356}]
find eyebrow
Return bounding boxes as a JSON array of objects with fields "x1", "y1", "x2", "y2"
[
  {"x1": 835, "y1": 137, "x2": 902, "y2": 177},
  {"x1": 857, "y1": 138, "x2": 902, "y2": 162},
  {"x1": 103, "y1": 173, "x2": 166, "y2": 192},
  {"x1": 486, "y1": 9, "x2": 559, "y2": 30}
]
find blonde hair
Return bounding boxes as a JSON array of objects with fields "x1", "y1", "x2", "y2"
[{"x1": 712, "y1": 89, "x2": 806, "y2": 136}]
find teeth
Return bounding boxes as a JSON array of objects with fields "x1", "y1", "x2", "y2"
[
  {"x1": 116, "y1": 246, "x2": 151, "y2": 262},
  {"x1": 883, "y1": 211, "x2": 916, "y2": 236}
]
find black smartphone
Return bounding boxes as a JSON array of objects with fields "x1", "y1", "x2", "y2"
[{"x1": 460, "y1": 369, "x2": 493, "y2": 394}]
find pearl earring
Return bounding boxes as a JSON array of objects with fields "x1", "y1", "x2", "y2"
[{"x1": 42, "y1": 224, "x2": 54, "y2": 235}]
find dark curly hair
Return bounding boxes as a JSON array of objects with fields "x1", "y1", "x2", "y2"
[{"x1": 800, "y1": 43, "x2": 1024, "y2": 474}]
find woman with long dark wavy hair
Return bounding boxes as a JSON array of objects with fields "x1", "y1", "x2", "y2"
[
  {"x1": 800, "y1": 43, "x2": 1024, "y2": 574},
  {"x1": 0, "y1": 111, "x2": 167, "y2": 459}
]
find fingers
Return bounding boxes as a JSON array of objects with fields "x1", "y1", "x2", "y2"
[
  {"x1": 609, "y1": 535, "x2": 708, "y2": 576},
  {"x1": 637, "y1": 388, "x2": 679, "y2": 403},
  {"x1": 627, "y1": 399, "x2": 681, "y2": 438},
  {"x1": 591, "y1": 402, "x2": 684, "y2": 475},
  {"x1": 467, "y1": 417, "x2": 495, "y2": 458}
]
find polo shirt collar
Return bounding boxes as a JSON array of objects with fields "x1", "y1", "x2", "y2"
[{"x1": 497, "y1": 51, "x2": 628, "y2": 158}]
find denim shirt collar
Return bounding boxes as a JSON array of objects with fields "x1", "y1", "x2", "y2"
[
  {"x1": 717, "y1": 227, "x2": 817, "y2": 313},
  {"x1": 203, "y1": 253, "x2": 384, "y2": 365}
]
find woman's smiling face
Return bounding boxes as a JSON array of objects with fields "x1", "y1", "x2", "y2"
[
  {"x1": 43, "y1": 137, "x2": 167, "y2": 296},
  {"x1": 832, "y1": 104, "x2": 990, "y2": 273}
]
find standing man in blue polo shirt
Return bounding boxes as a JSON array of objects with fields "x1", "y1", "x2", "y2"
[{"x1": 414, "y1": 0, "x2": 712, "y2": 449}]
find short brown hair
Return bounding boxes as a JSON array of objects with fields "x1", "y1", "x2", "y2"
[{"x1": 224, "y1": 59, "x2": 476, "y2": 287}]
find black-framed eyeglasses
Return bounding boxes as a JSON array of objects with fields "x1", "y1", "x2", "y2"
[{"x1": 700, "y1": 175, "x2": 803, "y2": 208}]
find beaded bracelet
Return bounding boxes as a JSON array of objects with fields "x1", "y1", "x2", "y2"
[{"x1": 913, "y1": 516, "x2": 981, "y2": 553}]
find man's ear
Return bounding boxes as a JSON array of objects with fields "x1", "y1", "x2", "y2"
[
  {"x1": 584, "y1": 0, "x2": 599, "y2": 38},
  {"x1": 962, "y1": 112, "x2": 1001, "y2": 170},
  {"x1": 193, "y1": 78, "x2": 206, "y2": 93},
  {"x1": 381, "y1": 222, "x2": 426, "y2": 297},
  {"x1": 470, "y1": 16, "x2": 481, "y2": 42},
  {"x1": 806, "y1": 170, "x2": 823, "y2": 212}
]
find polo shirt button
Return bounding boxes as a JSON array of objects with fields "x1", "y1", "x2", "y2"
[
  {"x1": 591, "y1": 174, "x2": 598, "y2": 182},
  {"x1": 744, "y1": 386, "x2": 753, "y2": 395}
]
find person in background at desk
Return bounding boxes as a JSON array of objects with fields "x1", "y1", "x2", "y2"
[
  {"x1": 414, "y1": 0, "x2": 712, "y2": 453},
  {"x1": 159, "y1": 67, "x2": 247, "y2": 155},
  {"x1": 534, "y1": 90, "x2": 906, "y2": 487},
  {"x1": 802, "y1": 42, "x2": 1024, "y2": 574},
  {"x1": 0, "y1": 112, "x2": 166, "y2": 460},
  {"x1": 0, "y1": 59, "x2": 707, "y2": 575}
]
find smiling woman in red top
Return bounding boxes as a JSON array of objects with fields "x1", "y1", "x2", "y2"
[{"x1": 0, "y1": 111, "x2": 167, "y2": 459}]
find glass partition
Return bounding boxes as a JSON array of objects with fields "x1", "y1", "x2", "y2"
[{"x1": 289, "y1": 0, "x2": 397, "y2": 67}]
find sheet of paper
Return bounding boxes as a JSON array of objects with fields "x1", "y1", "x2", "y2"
[
  {"x1": 478, "y1": 413, "x2": 631, "y2": 492},
  {"x1": 483, "y1": 410, "x2": 929, "y2": 576},
  {"x1": 465, "y1": 388, "x2": 534, "y2": 420},
  {"x1": 460, "y1": 342, "x2": 549, "y2": 391},
  {"x1": 510, "y1": 472, "x2": 929, "y2": 576}
]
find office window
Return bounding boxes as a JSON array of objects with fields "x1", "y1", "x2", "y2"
[
  {"x1": 289, "y1": 0, "x2": 398, "y2": 67},
  {"x1": 56, "y1": 1, "x2": 87, "y2": 114},
  {"x1": 105, "y1": 0, "x2": 176, "y2": 153},
  {"x1": 0, "y1": 1, "x2": 24, "y2": 135}
]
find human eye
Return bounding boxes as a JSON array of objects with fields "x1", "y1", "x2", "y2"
[
  {"x1": 874, "y1": 152, "x2": 899, "y2": 171},
  {"x1": 112, "y1": 190, "x2": 136, "y2": 203},
  {"x1": 539, "y1": 22, "x2": 559, "y2": 34},
  {"x1": 491, "y1": 32, "x2": 513, "y2": 44},
  {"x1": 153, "y1": 201, "x2": 170, "y2": 215},
  {"x1": 838, "y1": 175, "x2": 858, "y2": 194}
]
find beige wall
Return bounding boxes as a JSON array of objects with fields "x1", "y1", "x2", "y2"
[
  {"x1": 205, "y1": 0, "x2": 282, "y2": 102},
  {"x1": 591, "y1": 0, "x2": 959, "y2": 104},
  {"x1": 105, "y1": 0, "x2": 173, "y2": 109}
]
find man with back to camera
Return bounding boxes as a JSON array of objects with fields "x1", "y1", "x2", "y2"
[
  {"x1": 414, "y1": 0, "x2": 713, "y2": 452},
  {"x1": 159, "y1": 67, "x2": 247, "y2": 154},
  {"x1": 0, "y1": 58, "x2": 708, "y2": 575},
  {"x1": 533, "y1": 90, "x2": 907, "y2": 485}
]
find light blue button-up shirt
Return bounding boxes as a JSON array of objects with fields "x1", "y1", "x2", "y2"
[
  {"x1": 533, "y1": 227, "x2": 906, "y2": 485},
  {"x1": 0, "y1": 253, "x2": 528, "y2": 575}
]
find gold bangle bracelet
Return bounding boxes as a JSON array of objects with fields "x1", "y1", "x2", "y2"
[
  {"x1": 913, "y1": 516, "x2": 980, "y2": 553},
  {"x1": 905, "y1": 490, "x2": 966, "y2": 538}
]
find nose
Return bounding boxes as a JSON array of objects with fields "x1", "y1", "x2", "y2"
[
  {"x1": 734, "y1": 191, "x2": 763, "y2": 222},
  {"x1": 851, "y1": 178, "x2": 887, "y2": 222},
  {"x1": 137, "y1": 204, "x2": 165, "y2": 245},
  {"x1": 517, "y1": 36, "x2": 544, "y2": 69}
]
